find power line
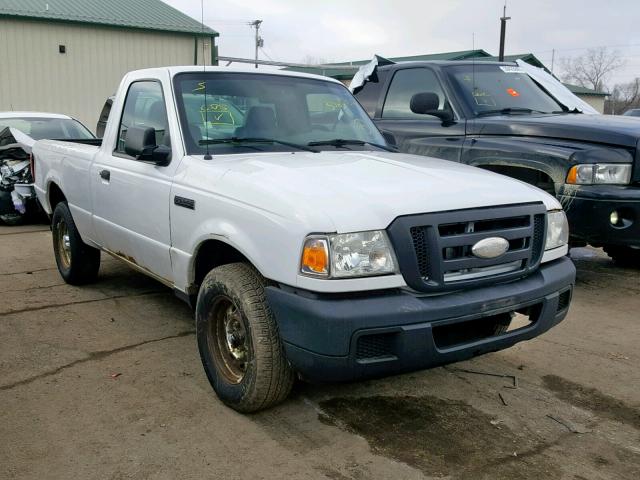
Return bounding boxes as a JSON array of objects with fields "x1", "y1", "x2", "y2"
[
  {"x1": 259, "y1": 47, "x2": 274, "y2": 61},
  {"x1": 533, "y1": 42, "x2": 640, "y2": 55}
]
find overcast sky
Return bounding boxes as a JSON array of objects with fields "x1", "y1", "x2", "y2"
[{"x1": 165, "y1": 0, "x2": 640, "y2": 89}]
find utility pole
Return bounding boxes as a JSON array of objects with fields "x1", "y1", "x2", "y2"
[
  {"x1": 551, "y1": 49, "x2": 555, "y2": 72},
  {"x1": 498, "y1": 3, "x2": 510, "y2": 61},
  {"x1": 250, "y1": 20, "x2": 263, "y2": 68}
]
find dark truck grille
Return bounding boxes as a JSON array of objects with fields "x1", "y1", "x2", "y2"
[{"x1": 387, "y1": 203, "x2": 547, "y2": 292}]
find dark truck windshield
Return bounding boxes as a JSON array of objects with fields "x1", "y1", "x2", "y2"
[
  {"x1": 0, "y1": 117, "x2": 94, "y2": 140},
  {"x1": 445, "y1": 64, "x2": 564, "y2": 116},
  {"x1": 173, "y1": 72, "x2": 386, "y2": 155}
]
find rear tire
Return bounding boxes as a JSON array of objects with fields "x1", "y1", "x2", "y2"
[
  {"x1": 51, "y1": 202, "x2": 101, "y2": 285},
  {"x1": 196, "y1": 263, "x2": 294, "y2": 412},
  {"x1": 603, "y1": 245, "x2": 640, "y2": 268}
]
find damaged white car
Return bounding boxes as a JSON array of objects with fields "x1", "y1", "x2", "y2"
[{"x1": 0, "y1": 112, "x2": 95, "y2": 224}]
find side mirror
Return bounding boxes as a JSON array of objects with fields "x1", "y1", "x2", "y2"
[
  {"x1": 410, "y1": 92, "x2": 454, "y2": 123},
  {"x1": 381, "y1": 130, "x2": 397, "y2": 147},
  {"x1": 124, "y1": 126, "x2": 171, "y2": 166}
]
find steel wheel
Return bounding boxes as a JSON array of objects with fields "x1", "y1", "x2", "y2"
[
  {"x1": 208, "y1": 295, "x2": 249, "y2": 384},
  {"x1": 54, "y1": 218, "x2": 72, "y2": 270},
  {"x1": 196, "y1": 263, "x2": 294, "y2": 411}
]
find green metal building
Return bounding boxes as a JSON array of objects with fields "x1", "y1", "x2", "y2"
[{"x1": 0, "y1": 0, "x2": 218, "y2": 128}]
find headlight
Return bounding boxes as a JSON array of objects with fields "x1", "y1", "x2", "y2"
[
  {"x1": 566, "y1": 164, "x2": 631, "y2": 185},
  {"x1": 545, "y1": 210, "x2": 569, "y2": 250},
  {"x1": 300, "y1": 230, "x2": 397, "y2": 278}
]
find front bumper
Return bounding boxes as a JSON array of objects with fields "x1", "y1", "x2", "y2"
[
  {"x1": 266, "y1": 256, "x2": 575, "y2": 382},
  {"x1": 560, "y1": 184, "x2": 640, "y2": 247}
]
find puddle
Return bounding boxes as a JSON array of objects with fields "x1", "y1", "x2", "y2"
[
  {"x1": 543, "y1": 375, "x2": 640, "y2": 430},
  {"x1": 319, "y1": 395, "x2": 560, "y2": 478}
]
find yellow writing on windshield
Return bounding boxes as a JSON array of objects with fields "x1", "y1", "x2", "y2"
[
  {"x1": 200, "y1": 103, "x2": 236, "y2": 126},
  {"x1": 324, "y1": 100, "x2": 345, "y2": 111}
]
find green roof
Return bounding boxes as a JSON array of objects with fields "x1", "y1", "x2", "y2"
[
  {"x1": 563, "y1": 83, "x2": 608, "y2": 96},
  {"x1": 283, "y1": 50, "x2": 491, "y2": 77},
  {"x1": 0, "y1": 0, "x2": 218, "y2": 36}
]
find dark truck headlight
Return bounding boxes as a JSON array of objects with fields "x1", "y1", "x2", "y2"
[{"x1": 566, "y1": 164, "x2": 632, "y2": 185}]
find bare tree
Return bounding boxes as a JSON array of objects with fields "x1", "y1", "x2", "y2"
[
  {"x1": 608, "y1": 78, "x2": 640, "y2": 114},
  {"x1": 559, "y1": 47, "x2": 624, "y2": 92},
  {"x1": 301, "y1": 55, "x2": 330, "y2": 66}
]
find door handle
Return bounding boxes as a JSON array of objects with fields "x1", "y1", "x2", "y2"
[{"x1": 99, "y1": 169, "x2": 110, "y2": 181}]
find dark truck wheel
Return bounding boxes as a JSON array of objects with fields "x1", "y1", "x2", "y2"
[
  {"x1": 603, "y1": 245, "x2": 640, "y2": 268},
  {"x1": 51, "y1": 202, "x2": 101, "y2": 285},
  {"x1": 196, "y1": 263, "x2": 294, "y2": 412}
]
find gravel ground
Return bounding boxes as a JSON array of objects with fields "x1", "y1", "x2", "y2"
[{"x1": 1, "y1": 224, "x2": 638, "y2": 480}]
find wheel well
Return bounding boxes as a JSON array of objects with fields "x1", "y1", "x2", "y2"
[
  {"x1": 480, "y1": 165, "x2": 556, "y2": 195},
  {"x1": 48, "y1": 182, "x2": 66, "y2": 210},
  {"x1": 193, "y1": 240, "x2": 249, "y2": 288}
]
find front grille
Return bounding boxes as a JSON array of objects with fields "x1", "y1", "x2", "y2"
[
  {"x1": 410, "y1": 226, "x2": 432, "y2": 279},
  {"x1": 388, "y1": 203, "x2": 547, "y2": 292}
]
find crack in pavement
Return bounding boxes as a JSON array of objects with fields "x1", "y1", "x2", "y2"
[
  {"x1": 0, "y1": 228, "x2": 50, "y2": 236},
  {"x1": 0, "y1": 267, "x2": 55, "y2": 276},
  {"x1": 1, "y1": 290, "x2": 165, "y2": 316},
  {"x1": 0, "y1": 330, "x2": 195, "y2": 391},
  {"x1": 1, "y1": 282, "x2": 68, "y2": 294}
]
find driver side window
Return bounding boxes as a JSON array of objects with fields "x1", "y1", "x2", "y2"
[
  {"x1": 116, "y1": 81, "x2": 169, "y2": 155},
  {"x1": 382, "y1": 68, "x2": 448, "y2": 119}
]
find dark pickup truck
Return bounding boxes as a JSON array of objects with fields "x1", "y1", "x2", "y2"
[{"x1": 353, "y1": 60, "x2": 640, "y2": 266}]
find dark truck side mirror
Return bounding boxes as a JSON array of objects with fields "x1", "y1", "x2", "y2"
[
  {"x1": 410, "y1": 92, "x2": 454, "y2": 123},
  {"x1": 124, "y1": 126, "x2": 171, "y2": 166},
  {"x1": 381, "y1": 130, "x2": 397, "y2": 147}
]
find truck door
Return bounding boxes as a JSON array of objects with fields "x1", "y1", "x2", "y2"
[
  {"x1": 91, "y1": 80, "x2": 177, "y2": 284},
  {"x1": 374, "y1": 67, "x2": 466, "y2": 162}
]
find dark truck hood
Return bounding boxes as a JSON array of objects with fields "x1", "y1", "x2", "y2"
[{"x1": 468, "y1": 113, "x2": 640, "y2": 148}]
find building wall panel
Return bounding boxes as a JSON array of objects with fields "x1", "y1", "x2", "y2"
[{"x1": 0, "y1": 18, "x2": 210, "y2": 131}]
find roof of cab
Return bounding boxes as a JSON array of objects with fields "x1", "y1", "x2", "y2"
[
  {"x1": 125, "y1": 66, "x2": 346, "y2": 85},
  {"x1": 377, "y1": 60, "x2": 518, "y2": 69},
  {"x1": 0, "y1": 111, "x2": 72, "y2": 119}
]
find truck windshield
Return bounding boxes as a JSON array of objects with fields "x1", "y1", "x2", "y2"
[
  {"x1": 445, "y1": 64, "x2": 564, "y2": 116},
  {"x1": 0, "y1": 117, "x2": 94, "y2": 140},
  {"x1": 173, "y1": 72, "x2": 386, "y2": 155}
]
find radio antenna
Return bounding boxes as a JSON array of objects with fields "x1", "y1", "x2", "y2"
[
  {"x1": 201, "y1": 0, "x2": 212, "y2": 160},
  {"x1": 472, "y1": 32, "x2": 476, "y2": 100}
]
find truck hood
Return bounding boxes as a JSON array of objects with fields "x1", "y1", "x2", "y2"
[
  {"x1": 468, "y1": 113, "x2": 640, "y2": 148},
  {"x1": 207, "y1": 151, "x2": 560, "y2": 232}
]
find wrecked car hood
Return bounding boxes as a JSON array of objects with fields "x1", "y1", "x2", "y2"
[
  {"x1": 0, "y1": 127, "x2": 35, "y2": 217},
  {"x1": 0, "y1": 127, "x2": 34, "y2": 168},
  {"x1": 467, "y1": 114, "x2": 640, "y2": 148},
  {"x1": 187, "y1": 150, "x2": 560, "y2": 233}
]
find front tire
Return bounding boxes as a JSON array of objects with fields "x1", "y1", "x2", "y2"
[
  {"x1": 196, "y1": 263, "x2": 294, "y2": 412},
  {"x1": 603, "y1": 245, "x2": 640, "y2": 268},
  {"x1": 52, "y1": 202, "x2": 101, "y2": 285}
]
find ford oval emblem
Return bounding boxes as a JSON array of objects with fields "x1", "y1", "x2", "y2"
[{"x1": 471, "y1": 237, "x2": 509, "y2": 259}]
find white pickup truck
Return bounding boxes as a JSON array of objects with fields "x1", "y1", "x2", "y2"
[{"x1": 34, "y1": 66, "x2": 575, "y2": 412}]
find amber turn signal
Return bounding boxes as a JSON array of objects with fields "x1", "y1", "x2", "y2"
[
  {"x1": 301, "y1": 238, "x2": 329, "y2": 275},
  {"x1": 566, "y1": 165, "x2": 578, "y2": 184}
]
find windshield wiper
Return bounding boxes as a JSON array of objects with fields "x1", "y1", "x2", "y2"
[
  {"x1": 198, "y1": 137, "x2": 318, "y2": 153},
  {"x1": 476, "y1": 108, "x2": 549, "y2": 117},
  {"x1": 307, "y1": 138, "x2": 396, "y2": 152}
]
